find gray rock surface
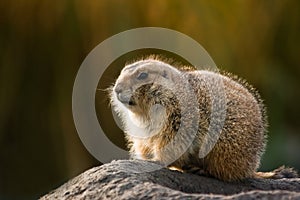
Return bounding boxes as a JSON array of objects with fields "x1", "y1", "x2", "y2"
[{"x1": 41, "y1": 160, "x2": 300, "y2": 199}]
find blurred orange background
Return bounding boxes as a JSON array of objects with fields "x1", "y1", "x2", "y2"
[{"x1": 0, "y1": 1, "x2": 299, "y2": 198}]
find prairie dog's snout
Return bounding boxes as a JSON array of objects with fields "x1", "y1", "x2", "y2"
[{"x1": 114, "y1": 83, "x2": 135, "y2": 106}]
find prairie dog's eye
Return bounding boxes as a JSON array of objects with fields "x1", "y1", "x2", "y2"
[{"x1": 137, "y1": 72, "x2": 148, "y2": 80}]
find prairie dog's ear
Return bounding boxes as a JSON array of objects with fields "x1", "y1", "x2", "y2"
[
  {"x1": 161, "y1": 69, "x2": 179, "y2": 81},
  {"x1": 162, "y1": 70, "x2": 168, "y2": 79}
]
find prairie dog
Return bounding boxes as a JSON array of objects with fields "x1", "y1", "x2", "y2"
[{"x1": 109, "y1": 57, "x2": 297, "y2": 181}]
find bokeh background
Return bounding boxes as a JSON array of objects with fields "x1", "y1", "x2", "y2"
[{"x1": 1, "y1": 0, "x2": 299, "y2": 199}]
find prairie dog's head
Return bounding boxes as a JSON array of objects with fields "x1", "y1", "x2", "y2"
[{"x1": 112, "y1": 59, "x2": 181, "y2": 114}]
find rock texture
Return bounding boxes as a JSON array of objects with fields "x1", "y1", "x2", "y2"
[{"x1": 41, "y1": 160, "x2": 300, "y2": 199}]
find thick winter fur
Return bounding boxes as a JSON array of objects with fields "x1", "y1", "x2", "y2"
[{"x1": 109, "y1": 57, "x2": 297, "y2": 181}]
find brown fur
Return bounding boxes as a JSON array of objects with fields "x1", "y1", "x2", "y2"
[{"x1": 109, "y1": 57, "x2": 298, "y2": 181}]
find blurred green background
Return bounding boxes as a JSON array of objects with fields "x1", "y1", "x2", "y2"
[{"x1": 1, "y1": 0, "x2": 299, "y2": 199}]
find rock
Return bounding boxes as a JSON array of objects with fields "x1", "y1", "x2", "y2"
[{"x1": 40, "y1": 160, "x2": 300, "y2": 199}]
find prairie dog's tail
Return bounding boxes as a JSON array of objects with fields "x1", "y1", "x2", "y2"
[{"x1": 256, "y1": 166, "x2": 298, "y2": 179}]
